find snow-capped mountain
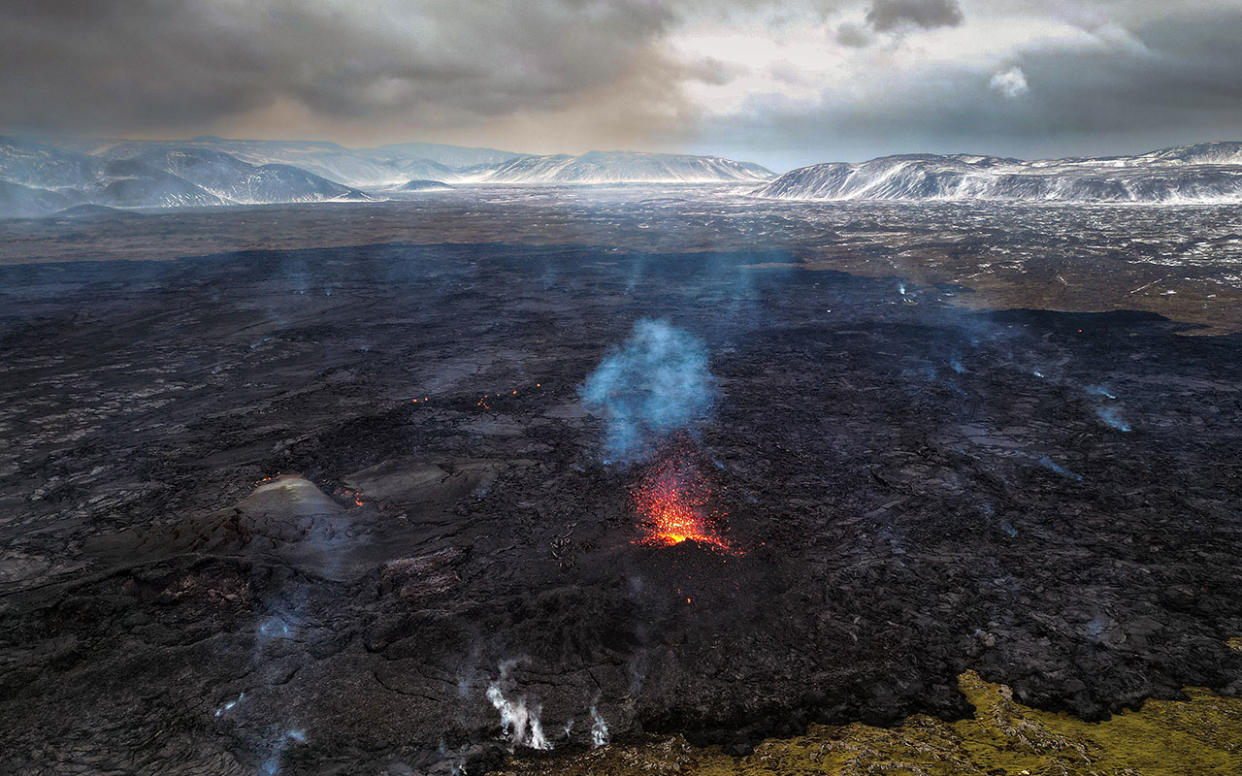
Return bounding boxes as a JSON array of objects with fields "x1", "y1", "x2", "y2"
[
  {"x1": 100, "y1": 137, "x2": 449, "y2": 189},
  {"x1": 463, "y1": 151, "x2": 775, "y2": 184},
  {"x1": 0, "y1": 179, "x2": 72, "y2": 218},
  {"x1": 366, "y1": 142, "x2": 519, "y2": 170},
  {"x1": 0, "y1": 136, "x2": 781, "y2": 217},
  {"x1": 1142, "y1": 142, "x2": 1242, "y2": 167},
  {"x1": 81, "y1": 159, "x2": 226, "y2": 209},
  {"x1": 16, "y1": 134, "x2": 1242, "y2": 216},
  {"x1": 107, "y1": 147, "x2": 367, "y2": 204},
  {"x1": 751, "y1": 143, "x2": 1242, "y2": 203},
  {"x1": 0, "y1": 137, "x2": 380, "y2": 216},
  {"x1": 0, "y1": 138, "x2": 224, "y2": 212},
  {"x1": 0, "y1": 136, "x2": 104, "y2": 189}
]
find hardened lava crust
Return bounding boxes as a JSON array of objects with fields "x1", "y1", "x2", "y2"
[{"x1": 1, "y1": 209, "x2": 1241, "y2": 774}]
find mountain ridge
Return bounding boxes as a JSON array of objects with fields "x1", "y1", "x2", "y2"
[
  {"x1": 751, "y1": 142, "x2": 1242, "y2": 203},
  {"x1": 0, "y1": 137, "x2": 371, "y2": 215},
  {"x1": 0, "y1": 138, "x2": 779, "y2": 216},
  {"x1": 463, "y1": 150, "x2": 775, "y2": 184},
  {"x1": 8, "y1": 136, "x2": 1242, "y2": 216}
]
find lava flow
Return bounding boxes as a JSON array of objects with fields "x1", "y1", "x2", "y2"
[{"x1": 632, "y1": 447, "x2": 733, "y2": 552}]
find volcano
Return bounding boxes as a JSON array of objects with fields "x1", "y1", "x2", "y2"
[
  {"x1": 1, "y1": 196, "x2": 1241, "y2": 776},
  {"x1": 632, "y1": 442, "x2": 732, "y2": 552}
]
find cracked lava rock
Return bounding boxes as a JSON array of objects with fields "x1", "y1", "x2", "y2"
[{"x1": 1, "y1": 232, "x2": 1241, "y2": 775}]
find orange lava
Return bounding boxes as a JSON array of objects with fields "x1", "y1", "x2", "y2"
[{"x1": 632, "y1": 452, "x2": 732, "y2": 552}]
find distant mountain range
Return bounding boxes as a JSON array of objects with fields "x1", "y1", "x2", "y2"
[
  {"x1": 100, "y1": 137, "x2": 466, "y2": 188},
  {"x1": 0, "y1": 137, "x2": 367, "y2": 217},
  {"x1": 459, "y1": 150, "x2": 774, "y2": 184},
  {"x1": 751, "y1": 143, "x2": 1242, "y2": 203},
  {"x1": 0, "y1": 136, "x2": 775, "y2": 218},
  {"x1": 6, "y1": 136, "x2": 1242, "y2": 217}
]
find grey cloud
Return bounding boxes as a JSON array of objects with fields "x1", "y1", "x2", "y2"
[
  {"x1": 5, "y1": 0, "x2": 1242, "y2": 165},
  {"x1": 0, "y1": 0, "x2": 701, "y2": 137},
  {"x1": 1013, "y1": 9, "x2": 1242, "y2": 135},
  {"x1": 834, "y1": 22, "x2": 874, "y2": 47},
  {"x1": 1, "y1": 0, "x2": 844, "y2": 141},
  {"x1": 865, "y1": 0, "x2": 964, "y2": 32},
  {"x1": 691, "y1": 8, "x2": 1242, "y2": 169}
]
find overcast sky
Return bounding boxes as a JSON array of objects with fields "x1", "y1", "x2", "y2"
[{"x1": 4, "y1": 0, "x2": 1242, "y2": 170}]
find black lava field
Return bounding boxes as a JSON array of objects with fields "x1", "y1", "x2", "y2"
[{"x1": 1, "y1": 232, "x2": 1240, "y2": 775}]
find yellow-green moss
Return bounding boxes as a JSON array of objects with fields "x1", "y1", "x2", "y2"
[{"x1": 491, "y1": 669, "x2": 1242, "y2": 776}]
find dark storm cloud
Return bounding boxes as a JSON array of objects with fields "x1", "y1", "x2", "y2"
[
  {"x1": 865, "y1": 0, "x2": 963, "y2": 32},
  {"x1": 1018, "y1": 9, "x2": 1242, "y2": 134},
  {"x1": 4, "y1": 0, "x2": 1242, "y2": 163},
  {"x1": 0, "y1": 0, "x2": 694, "y2": 135},
  {"x1": 0, "y1": 0, "x2": 858, "y2": 140},
  {"x1": 698, "y1": 6, "x2": 1242, "y2": 168}
]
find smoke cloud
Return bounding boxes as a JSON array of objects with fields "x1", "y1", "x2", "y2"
[
  {"x1": 590, "y1": 705, "x2": 610, "y2": 747},
  {"x1": 581, "y1": 319, "x2": 717, "y2": 464},
  {"x1": 486, "y1": 662, "x2": 552, "y2": 750}
]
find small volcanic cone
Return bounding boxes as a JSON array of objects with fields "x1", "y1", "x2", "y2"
[{"x1": 632, "y1": 443, "x2": 733, "y2": 552}]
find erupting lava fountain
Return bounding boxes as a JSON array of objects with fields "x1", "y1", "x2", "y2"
[{"x1": 632, "y1": 446, "x2": 734, "y2": 552}]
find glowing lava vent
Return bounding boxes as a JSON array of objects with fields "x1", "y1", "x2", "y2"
[{"x1": 632, "y1": 447, "x2": 733, "y2": 552}]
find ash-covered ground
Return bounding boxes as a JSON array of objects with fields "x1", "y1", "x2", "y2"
[{"x1": 2, "y1": 195, "x2": 1242, "y2": 775}]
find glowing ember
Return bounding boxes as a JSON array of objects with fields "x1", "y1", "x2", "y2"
[
  {"x1": 632, "y1": 450, "x2": 732, "y2": 551},
  {"x1": 472, "y1": 382, "x2": 547, "y2": 411},
  {"x1": 335, "y1": 487, "x2": 367, "y2": 507}
]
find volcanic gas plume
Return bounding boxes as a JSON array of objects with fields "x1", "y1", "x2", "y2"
[
  {"x1": 582, "y1": 320, "x2": 734, "y2": 550},
  {"x1": 580, "y1": 319, "x2": 717, "y2": 464}
]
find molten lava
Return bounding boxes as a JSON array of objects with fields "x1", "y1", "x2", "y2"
[{"x1": 633, "y1": 450, "x2": 732, "y2": 552}]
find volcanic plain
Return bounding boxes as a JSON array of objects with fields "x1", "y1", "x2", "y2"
[{"x1": 1, "y1": 190, "x2": 1241, "y2": 775}]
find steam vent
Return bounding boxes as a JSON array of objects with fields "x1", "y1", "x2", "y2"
[{"x1": 6, "y1": 5, "x2": 1242, "y2": 774}]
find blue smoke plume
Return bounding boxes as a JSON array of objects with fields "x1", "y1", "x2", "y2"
[
  {"x1": 1096, "y1": 405, "x2": 1131, "y2": 432},
  {"x1": 581, "y1": 319, "x2": 717, "y2": 464},
  {"x1": 1037, "y1": 455, "x2": 1083, "y2": 482}
]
